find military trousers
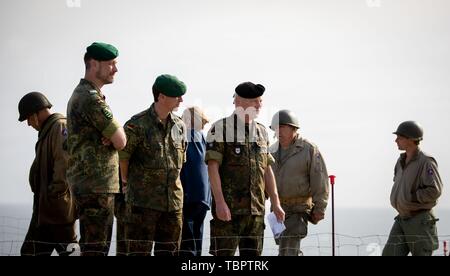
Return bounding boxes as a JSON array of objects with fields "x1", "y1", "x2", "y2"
[
  {"x1": 209, "y1": 215, "x2": 264, "y2": 256},
  {"x1": 74, "y1": 193, "x2": 115, "y2": 256},
  {"x1": 382, "y1": 210, "x2": 439, "y2": 256},
  {"x1": 21, "y1": 205, "x2": 77, "y2": 256},
  {"x1": 276, "y1": 212, "x2": 308, "y2": 256},
  {"x1": 126, "y1": 206, "x2": 183, "y2": 256},
  {"x1": 114, "y1": 193, "x2": 127, "y2": 256}
]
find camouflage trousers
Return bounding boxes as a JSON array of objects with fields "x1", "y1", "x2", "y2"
[
  {"x1": 21, "y1": 204, "x2": 77, "y2": 256},
  {"x1": 209, "y1": 215, "x2": 264, "y2": 256},
  {"x1": 74, "y1": 193, "x2": 115, "y2": 256},
  {"x1": 126, "y1": 206, "x2": 182, "y2": 256},
  {"x1": 114, "y1": 193, "x2": 127, "y2": 256},
  {"x1": 382, "y1": 210, "x2": 439, "y2": 256},
  {"x1": 275, "y1": 213, "x2": 308, "y2": 256}
]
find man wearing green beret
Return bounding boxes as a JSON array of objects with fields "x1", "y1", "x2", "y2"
[
  {"x1": 66, "y1": 42, "x2": 127, "y2": 256},
  {"x1": 119, "y1": 74, "x2": 187, "y2": 256},
  {"x1": 205, "y1": 82, "x2": 285, "y2": 256}
]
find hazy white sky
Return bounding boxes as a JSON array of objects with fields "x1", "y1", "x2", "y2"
[{"x1": 1, "y1": 0, "x2": 449, "y2": 210}]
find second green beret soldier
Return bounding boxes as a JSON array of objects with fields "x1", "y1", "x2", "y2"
[
  {"x1": 66, "y1": 42, "x2": 127, "y2": 256},
  {"x1": 119, "y1": 74, "x2": 187, "y2": 256},
  {"x1": 205, "y1": 82, "x2": 285, "y2": 256}
]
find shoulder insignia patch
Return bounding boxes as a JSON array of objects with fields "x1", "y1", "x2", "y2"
[{"x1": 102, "y1": 108, "x2": 113, "y2": 120}]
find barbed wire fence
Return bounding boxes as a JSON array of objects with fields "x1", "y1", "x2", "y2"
[{"x1": 1, "y1": 216, "x2": 449, "y2": 256}]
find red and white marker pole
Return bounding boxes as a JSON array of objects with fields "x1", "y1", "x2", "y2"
[
  {"x1": 444, "y1": 241, "x2": 448, "y2": 256},
  {"x1": 329, "y1": 175, "x2": 336, "y2": 256}
]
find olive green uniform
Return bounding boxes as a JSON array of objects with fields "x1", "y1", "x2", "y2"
[
  {"x1": 270, "y1": 136, "x2": 329, "y2": 256},
  {"x1": 383, "y1": 149, "x2": 443, "y2": 256}
]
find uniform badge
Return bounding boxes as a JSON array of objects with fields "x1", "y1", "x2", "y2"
[
  {"x1": 102, "y1": 108, "x2": 113, "y2": 120},
  {"x1": 427, "y1": 168, "x2": 434, "y2": 176},
  {"x1": 235, "y1": 147, "x2": 241, "y2": 155},
  {"x1": 62, "y1": 128, "x2": 68, "y2": 137}
]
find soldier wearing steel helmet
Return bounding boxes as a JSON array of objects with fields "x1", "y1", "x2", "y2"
[
  {"x1": 382, "y1": 121, "x2": 443, "y2": 256},
  {"x1": 18, "y1": 92, "x2": 77, "y2": 256},
  {"x1": 269, "y1": 110, "x2": 329, "y2": 256}
]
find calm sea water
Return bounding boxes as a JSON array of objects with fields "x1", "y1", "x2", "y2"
[{"x1": 1, "y1": 203, "x2": 449, "y2": 256}]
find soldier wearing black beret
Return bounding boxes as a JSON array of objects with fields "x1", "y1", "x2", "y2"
[
  {"x1": 205, "y1": 81, "x2": 285, "y2": 256},
  {"x1": 235, "y1": 82, "x2": 265, "y2": 99}
]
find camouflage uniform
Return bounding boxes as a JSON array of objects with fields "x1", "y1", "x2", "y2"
[
  {"x1": 205, "y1": 114, "x2": 274, "y2": 256},
  {"x1": 67, "y1": 79, "x2": 121, "y2": 256},
  {"x1": 119, "y1": 104, "x2": 186, "y2": 256}
]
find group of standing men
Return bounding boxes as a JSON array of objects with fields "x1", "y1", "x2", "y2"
[{"x1": 17, "y1": 41, "x2": 443, "y2": 256}]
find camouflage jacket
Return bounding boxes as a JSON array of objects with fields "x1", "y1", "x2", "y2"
[
  {"x1": 205, "y1": 114, "x2": 274, "y2": 216},
  {"x1": 119, "y1": 104, "x2": 187, "y2": 212},
  {"x1": 66, "y1": 79, "x2": 121, "y2": 194}
]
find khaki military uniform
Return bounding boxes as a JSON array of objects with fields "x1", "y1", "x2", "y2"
[
  {"x1": 270, "y1": 136, "x2": 329, "y2": 256},
  {"x1": 21, "y1": 114, "x2": 78, "y2": 256},
  {"x1": 67, "y1": 79, "x2": 121, "y2": 256},
  {"x1": 383, "y1": 149, "x2": 443, "y2": 256},
  {"x1": 119, "y1": 104, "x2": 186, "y2": 256},
  {"x1": 205, "y1": 114, "x2": 274, "y2": 256}
]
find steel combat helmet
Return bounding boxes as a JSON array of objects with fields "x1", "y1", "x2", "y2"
[
  {"x1": 18, "y1": 92, "x2": 52, "y2": 122},
  {"x1": 270, "y1": 110, "x2": 300, "y2": 130},
  {"x1": 393, "y1": 121, "x2": 424, "y2": 141}
]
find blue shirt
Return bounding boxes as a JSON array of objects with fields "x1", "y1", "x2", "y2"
[{"x1": 180, "y1": 129, "x2": 211, "y2": 209}]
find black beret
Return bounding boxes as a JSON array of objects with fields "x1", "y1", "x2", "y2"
[{"x1": 235, "y1": 82, "x2": 265, "y2": 99}]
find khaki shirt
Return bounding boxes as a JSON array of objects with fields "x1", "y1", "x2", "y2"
[
  {"x1": 119, "y1": 104, "x2": 187, "y2": 212},
  {"x1": 270, "y1": 136, "x2": 329, "y2": 214},
  {"x1": 67, "y1": 79, "x2": 121, "y2": 194},
  {"x1": 390, "y1": 149, "x2": 443, "y2": 218},
  {"x1": 205, "y1": 114, "x2": 274, "y2": 216}
]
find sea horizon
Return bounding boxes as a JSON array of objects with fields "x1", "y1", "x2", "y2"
[{"x1": 1, "y1": 203, "x2": 449, "y2": 256}]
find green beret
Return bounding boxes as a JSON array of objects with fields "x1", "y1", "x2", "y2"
[
  {"x1": 153, "y1": 74, "x2": 186, "y2": 97},
  {"x1": 86, "y1": 42, "x2": 119, "y2": 61}
]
